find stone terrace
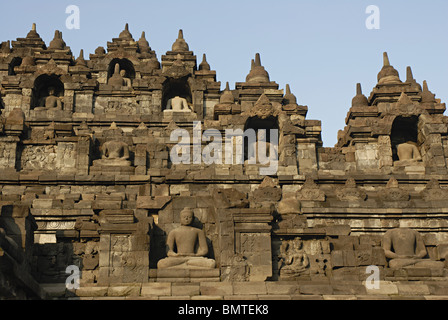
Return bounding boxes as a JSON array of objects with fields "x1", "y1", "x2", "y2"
[{"x1": 0, "y1": 24, "x2": 448, "y2": 300}]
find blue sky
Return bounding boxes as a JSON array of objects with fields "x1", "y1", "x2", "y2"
[{"x1": 1, "y1": 0, "x2": 447, "y2": 146}]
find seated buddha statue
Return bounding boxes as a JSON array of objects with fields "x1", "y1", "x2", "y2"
[
  {"x1": 120, "y1": 69, "x2": 132, "y2": 87},
  {"x1": 165, "y1": 96, "x2": 192, "y2": 112},
  {"x1": 396, "y1": 141, "x2": 422, "y2": 162},
  {"x1": 382, "y1": 228, "x2": 444, "y2": 269},
  {"x1": 93, "y1": 140, "x2": 132, "y2": 166},
  {"x1": 108, "y1": 63, "x2": 127, "y2": 87},
  {"x1": 157, "y1": 208, "x2": 216, "y2": 269},
  {"x1": 37, "y1": 87, "x2": 62, "y2": 110}
]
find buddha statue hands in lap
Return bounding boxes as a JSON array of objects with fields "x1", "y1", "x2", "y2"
[
  {"x1": 157, "y1": 208, "x2": 216, "y2": 269},
  {"x1": 166, "y1": 96, "x2": 193, "y2": 112},
  {"x1": 382, "y1": 228, "x2": 444, "y2": 269},
  {"x1": 279, "y1": 239, "x2": 309, "y2": 277},
  {"x1": 38, "y1": 87, "x2": 62, "y2": 110},
  {"x1": 396, "y1": 141, "x2": 422, "y2": 163},
  {"x1": 119, "y1": 70, "x2": 132, "y2": 87},
  {"x1": 95, "y1": 140, "x2": 132, "y2": 166}
]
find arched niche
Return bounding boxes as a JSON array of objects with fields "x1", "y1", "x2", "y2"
[
  {"x1": 243, "y1": 115, "x2": 279, "y2": 161},
  {"x1": 107, "y1": 58, "x2": 135, "y2": 81},
  {"x1": 162, "y1": 77, "x2": 192, "y2": 111},
  {"x1": 390, "y1": 115, "x2": 419, "y2": 161},
  {"x1": 8, "y1": 57, "x2": 22, "y2": 76},
  {"x1": 32, "y1": 74, "x2": 64, "y2": 109}
]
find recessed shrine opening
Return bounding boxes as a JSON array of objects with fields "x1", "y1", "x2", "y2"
[
  {"x1": 390, "y1": 115, "x2": 419, "y2": 161},
  {"x1": 244, "y1": 116, "x2": 279, "y2": 162},
  {"x1": 162, "y1": 77, "x2": 192, "y2": 111},
  {"x1": 107, "y1": 58, "x2": 135, "y2": 81},
  {"x1": 32, "y1": 74, "x2": 64, "y2": 109},
  {"x1": 8, "y1": 57, "x2": 22, "y2": 76}
]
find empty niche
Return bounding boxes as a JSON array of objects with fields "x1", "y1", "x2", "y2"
[{"x1": 243, "y1": 116, "x2": 279, "y2": 162}]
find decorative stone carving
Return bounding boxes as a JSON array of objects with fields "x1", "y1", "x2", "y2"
[
  {"x1": 279, "y1": 134, "x2": 297, "y2": 166},
  {"x1": 97, "y1": 209, "x2": 151, "y2": 284},
  {"x1": 0, "y1": 142, "x2": 18, "y2": 168},
  {"x1": 278, "y1": 239, "x2": 309, "y2": 278},
  {"x1": 421, "y1": 179, "x2": 448, "y2": 201},
  {"x1": 382, "y1": 228, "x2": 444, "y2": 268},
  {"x1": 105, "y1": 101, "x2": 137, "y2": 114},
  {"x1": 21, "y1": 145, "x2": 57, "y2": 170},
  {"x1": 252, "y1": 177, "x2": 282, "y2": 205},
  {"x1": 377, "y1": 177, "x2": 409, "y2": 201},
  {"x1": 157, "y1": 208, "x2": 215, "y2": 269},
  {"x1": 39, "y1": 220, "x2": 76, "y2": 230},
  {"x1": 162, "y1": 53, "x2": 191, "y2": 79},
  {"x1": 335, "y1": 178, "x2": 367, "y2": 201},
  {"x1": 297, "y1": 177, "x2": 325, "y2": 201},
  {"x1": 245, "y1": 94, "x2": 280, "y2": 120}
]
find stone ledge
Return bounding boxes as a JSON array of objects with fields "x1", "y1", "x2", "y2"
[
  {"x1": 75, "y1": 286, "x2": 108, "y2": 297},
  {"x1": 232, "y1": 282, "x2": 267, "y2": 295},
  {"x1": 299, "y1": 284, "x2": 333, "y2": 295},
  {"x1": 397, "y1": 284, "x2": 431, "y2": 296},
  {"x1": 200, "y1": 282, "x2": 233, "y2": 296},
  {"x1": 172, "y1": 283, "x2": 200, "y2": 296},
  {"x1": 43, "y1": 280, "x2": 448, "y2": 300},
  {"x1": 107, "y1": 285, "x2": 141, "y2": 297},
  {"x1": 322, "y1": 295, "x2": 357, "y2": 300},
  {"x1": 153, "y1": 268, "x2": 220, "y2": 282},
  {"x1": 141, "y1": 283, "x2": 171, "y2": 296}
]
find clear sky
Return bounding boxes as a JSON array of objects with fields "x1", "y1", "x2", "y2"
[{"x1": 1, "y1": 0, "x2": 447, "y2": 146}]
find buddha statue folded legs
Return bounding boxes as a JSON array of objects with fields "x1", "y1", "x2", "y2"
[
  {"x1": 394, "y1": 141, "x2": 422, "y2": 168},
  {"x1": 93, "y1": 140, "x2": 132, "y2": 166},
  {"x1": 383, "y1": 228, "x2": 444, "y2": 269},
  {"x1": 35, "y1": 87, "x2": 63, "y2": 110},
  {"x1": 157, "y1": 208, "x2": 216, "y2": 269},
  {"x1": 157, "y1": 256, "x2": 216, "y2": 269},
  {"x1": 165, "y1": 96, "x2": 193, "y2": 112}
]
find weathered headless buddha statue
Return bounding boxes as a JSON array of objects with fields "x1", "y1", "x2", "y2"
[
  {"x1": 38, "y1": 87, "x2": 62, "y2": 110},
  {"x1": 95, "y1": 140, "x2": 131, "y2": 166},
  {"x1": 166, "y1": 96, "x2": 192, "y2": 112},
  {"x1": 157, "y1": 208, "x2": 216, "y2": 269},
  {"x1": 396, "y1": 141, "x2": 422, "y2": 161},
  {"x1": 382, "y1": 228, "x2": 444, "y2": 269}
]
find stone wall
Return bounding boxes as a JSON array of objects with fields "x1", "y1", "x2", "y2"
[{"x1": 0, "y1": 26, "x2": 448, "y2": 300}]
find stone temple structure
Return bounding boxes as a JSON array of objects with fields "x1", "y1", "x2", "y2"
[{"x1": 1, "y1": 24, "x2": 448, "y2": 300}]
